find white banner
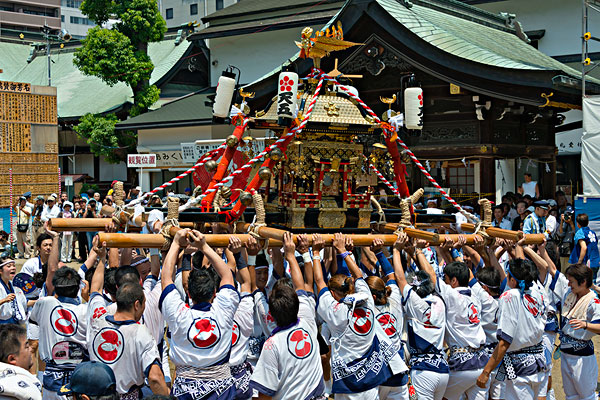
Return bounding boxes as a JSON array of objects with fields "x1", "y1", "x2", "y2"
[
  {"x1": 127, "y1": 154, "x2": 156, "y2": 168},
  {"x1": 582, "y1": 97, "x2": 600, "y2": 195}
]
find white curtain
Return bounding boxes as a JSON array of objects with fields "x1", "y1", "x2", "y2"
[{"x1": 582, "y1": 97, "x2": 600, "y2": 195}]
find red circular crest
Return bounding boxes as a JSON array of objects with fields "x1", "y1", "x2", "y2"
[
  {"x1": 232, "y1": 321, "x2": 240, "y2": 346},
  {"x1": 350, "y1": 307, "x2": 373, "y2": 336},
  {"x1": 187, "y1": 318, "x2": 220, "y2": 349},
  {"x1": 287, "y1": 328, "x2": 313, "y2": 359},
  {"x1": 92, "y1": 328, "x2": 124, "y2": 364},
  {"x1": 377, "y1": 312, "x2": 397, "y2": 337},
  {"x1": 50, "y1": 306, "x2": 78, "y2": 337}
]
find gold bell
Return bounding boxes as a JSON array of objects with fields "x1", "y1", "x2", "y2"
[
  {"x1": 269, "y1": 147, "x2": 284, "y2": 161},
  {"x1": 239, "y1": 191, "x2": 253, "y2": 206},
  {"x1": 204, "y1": 160, "x2": 218, "y2": 172},
  {"x1": 258, "y1": 167, "x2": 272, "y2": 180},
  {"x1": 219, "y1": 186, "x2": 232, "y2": 198},
  {"x1": 226, "y1": 135, "x2": 239, "y2": 147}
]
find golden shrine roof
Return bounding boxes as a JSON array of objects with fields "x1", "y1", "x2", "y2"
[{"x1": 255, "y1": 92, "x2": 376, "y2": 127}]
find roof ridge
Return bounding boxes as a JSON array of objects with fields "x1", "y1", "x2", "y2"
[{"x1": 410, "y1": 0, "x2": 514, "y2": 33}]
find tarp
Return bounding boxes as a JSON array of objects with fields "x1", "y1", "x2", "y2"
[
  {"x1": 575, "y1": 196, "x2": 600, "y2": 236},
  {"x1": 582, "y1": 96, "x2": 600, "y2": 195}
]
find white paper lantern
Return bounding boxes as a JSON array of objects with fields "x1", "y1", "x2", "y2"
[
  {"x1": 213, "y1": 71, "x2": 236, "y2": 119},
  {"x1": 277, "y1": 72, "x2": 299, "y2": 119},
  {"x1": 404, "y1": 87, "x2": 424, "y2": 130}
]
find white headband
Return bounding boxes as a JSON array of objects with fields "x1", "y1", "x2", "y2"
[{"x1": 0, "y1": 260, "x2": 15, "y2": 269}]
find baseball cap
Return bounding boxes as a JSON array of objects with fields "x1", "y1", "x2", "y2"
[
  {"x1": 23, "y1": 191, "x2": 31, "y2": 198},
  {"x1": 526, "y1": 206, "x2": 535, "y2": 213},
  {"x1": 35, "y1": 195, "x2": 44, "y2": 201},
  {"x1": 47, "y1": 195, "x2": 56, "y2": 202},
  {"x1": 59, "y1": 361, "x2": 116, "y2": 396},
  {"x1": 111, "y1": 180, "x2": 118, "y2": 187},
  {"x1": 134, "y1": 186, "x2": 142, "y2": 191}
]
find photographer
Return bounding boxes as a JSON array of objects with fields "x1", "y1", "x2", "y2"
[{"x1": 557, "y1": 206, "x2": 576, "y2": 271}]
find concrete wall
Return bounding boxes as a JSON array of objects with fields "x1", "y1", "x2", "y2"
[
  {"x1": 159, "y1": 0, "x2": 238, "y2": 29},
  {"x1": 208, "y1": 25, "x2": 323, "y2": 86},
  {"x1": 478, "y1": 0, "x2": 600, "y2": 57}
]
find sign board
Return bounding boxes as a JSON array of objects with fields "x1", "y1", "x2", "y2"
[
  {"x1": 64, "y1": 176, "x2": 73, "y2": 186},
  {"x1": 127, "y1": 154, "x2": 156, "y2": 168},
  {"x1": 155, "y1": 151, "x2": 184, "y2": 167},
  {"x1": 181, "y1": 142, "x2": 224, "y2": 164}
]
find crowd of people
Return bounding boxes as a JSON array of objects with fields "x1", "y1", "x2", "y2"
[{"x1": 0, "y1": 191, "x2": 599, "y2": 399}]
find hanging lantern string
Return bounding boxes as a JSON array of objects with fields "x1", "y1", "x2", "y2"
[
  {"x1": 179, "y1": 71, "x2": 326, "y2": 212},
  {"x1": 128, "y1": 144, "x2": 227, "y2": 207},
  {"x1": 316, "y1": 70, "x2": 480, "y2": 224},
  {"x1": 364, "y1": 155, "x2": 400, "y2": 197}
]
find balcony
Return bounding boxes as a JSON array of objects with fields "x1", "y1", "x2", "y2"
[
  {"x1": 9, "y1": 0, "x2": 60, "y2": 7},
  {"x1": 0, "y1": 10, "x2": 60, "y2": 30}
]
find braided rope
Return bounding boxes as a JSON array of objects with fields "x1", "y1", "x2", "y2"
[
  {"x1": 179, "y1": 72, "x2": 326, "y2": 212},
  {"x1": 364, "y1": 156, "x2": 400, "y2": 197},
  {"x1": 128, "y1": 144, "x2": 227, "y2": 207}
]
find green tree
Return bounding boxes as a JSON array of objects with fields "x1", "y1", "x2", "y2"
[{"x1": 73, "y1": 0, "x2": 167, "y2": 162}]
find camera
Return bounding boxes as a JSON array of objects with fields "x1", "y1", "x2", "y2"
[{"x1": 564, "y1": 210, "x2": 574, "y2": 220}]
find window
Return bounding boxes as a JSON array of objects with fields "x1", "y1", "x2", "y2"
[
  {"x1": 216, "y1": 0, "x2": 223, "y2": 10},
  {"x1": 166, "y1": 8, "x2": 173, "y2": 19},
  {"x1": 62, "y1": 0, "x2": 83, "y2": 8},
  {"x1": 190, "y1": 3, "x2": 198, "y2": 15},
  {"x1": 446, "y1": 164, "x2": 475, "y2": 194},
  {"x1": 61, "y1": 15, "x2": 64, "y2": 22},
  {"x1": 69, "y1": 16, "x2": 95, "y2": 25}
]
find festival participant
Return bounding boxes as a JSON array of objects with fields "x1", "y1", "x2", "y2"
[
  {"x1": 432, "y1": 250, "x2": 488, "y2": 400},
  {"x1": 569, "y1": 213, "x2": 600, "y2": 284},
  {"x1": 392, "y1": 232, "x2": 449, "y2": 400},
  {"x1": 313, "y1": 233, "x2": 407, "y2": 400},
  {"x1": 160, "y1": 229, "x2": 239, "y2": 399},
  {"x1": 0, "y1": 256, "x2": 27, "y2": 324},
  {"x1": 59, "y1": 201, "x2": 74, "y2": 263},
  {"x1": 249, "y1": 232, "x2": 325, "y2": 399},
  {"x1": 15, "y1": 196, "x2": 32, "y2": 259},
  {"x1": 512, "y1": 200, "x2": 528, "y2": 232},
  {"x1": 87, "y1": 242, "x2": 168, "y2": 398},
  {"x1": 365, "y1": 238, "x2": 408, "y2": 400},
  {"x1": 29, "y1": 226, "x2": 88, "y2": 400},
  {"x1": 543, "y1": 260, "x2": 600, "y2": 400},
  {"x1": 477, "y1": 257, "x2": 548, "y2": 398},
  {"x1": 227, "y1": 236, "x2": 256, "y2": 400},
  {"x1": 0, "y1": 324, "x2": 41, "y2": 400},
  {"x1": 31, "y1": 196, "x2": 45, "y2": 251},
  {"x1": 21, "y1": 233, "x2": 54, "y2": 279}
]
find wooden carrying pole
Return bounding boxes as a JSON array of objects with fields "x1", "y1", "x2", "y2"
[
  {"x1": 49, "y1": 218, "x2": 201, "y2": 232},
  {"x1": 97, "y1": 232, "x2": 283, "y2": 249},
  {"x1": 376, "y1": 222, "x2": 545, "y2": 245},
  {"x1": 238, "y1": 223, "x2": 439, "y2": 246}
]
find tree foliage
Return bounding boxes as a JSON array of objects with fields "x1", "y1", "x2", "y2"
[{"x1": 73, "y1": 0, "x2": 166, "y2": 163}]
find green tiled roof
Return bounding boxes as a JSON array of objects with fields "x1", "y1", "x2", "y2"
[
  {"x1": 378, "y1": 0, "x2": 583, "y2": 77},
  {"x1": 193, "y1": 0, "x2": 345, "y2": 39},
  {"x1": 0, "y1": 39, "x2": 191, "y2": 118}
]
